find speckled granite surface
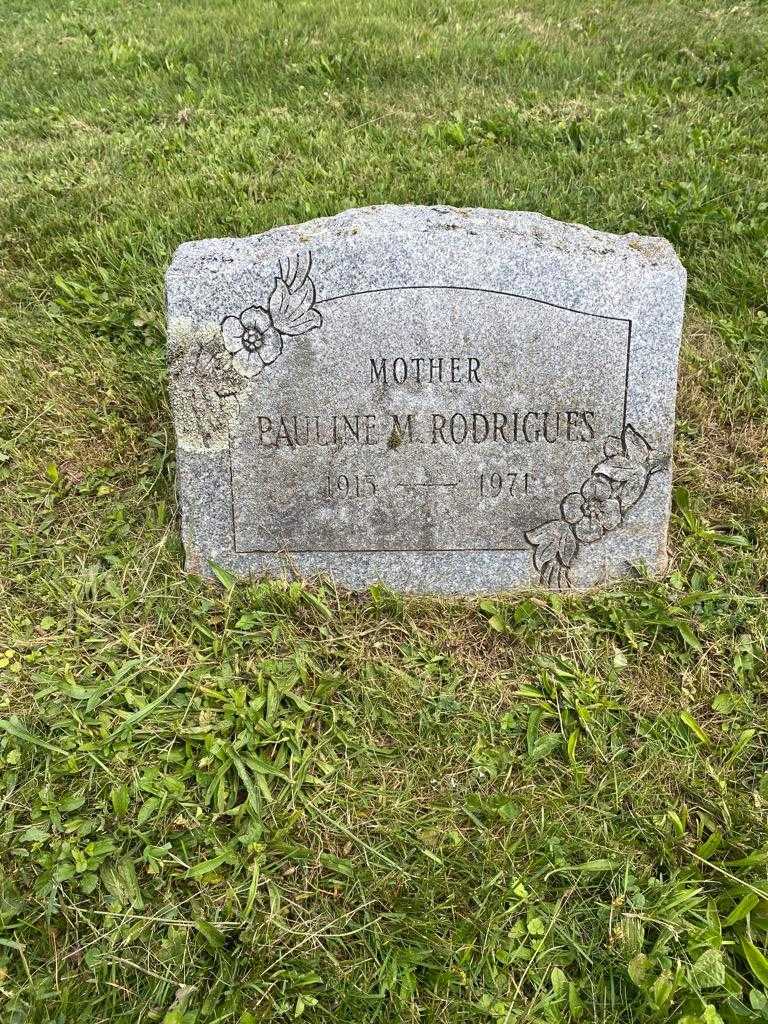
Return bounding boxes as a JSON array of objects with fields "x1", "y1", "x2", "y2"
[{"x1": 166, "y1": 205, "x2": 686, "y2": 593}]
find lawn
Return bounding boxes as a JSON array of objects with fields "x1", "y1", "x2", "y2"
[{"x1": 1, "y1": 0, "x2": 768, "y2": 1021}]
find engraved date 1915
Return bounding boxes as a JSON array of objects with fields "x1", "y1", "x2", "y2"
[{"x1": 325, "y1": 473, "x2": 377, "y2": 498}]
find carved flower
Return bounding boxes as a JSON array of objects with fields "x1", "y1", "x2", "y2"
[
  {"x1": 220, "y1": 306, "x2": 282, "y2": 379},
  {"x1": 560, "y1": 475, "x2": 622, "y2": 543}
]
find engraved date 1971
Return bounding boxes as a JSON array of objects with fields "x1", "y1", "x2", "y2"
[{"x1": 478, "y1": 470, "x2": 547, "y2": 498}]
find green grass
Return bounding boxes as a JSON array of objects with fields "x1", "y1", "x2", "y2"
[{"x1": 1, "y1": 0, "x2": 768, "y2": 1021}]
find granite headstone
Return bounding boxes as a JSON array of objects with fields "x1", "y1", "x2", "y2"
[{"x1": 166, "y1": 205, "x2": 686, "y2": 593}]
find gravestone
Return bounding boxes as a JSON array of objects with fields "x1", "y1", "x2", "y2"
[{"x1": 166, "y1": 205, "x2": 685, "y2": 593}]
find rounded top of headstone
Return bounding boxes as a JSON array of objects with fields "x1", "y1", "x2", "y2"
[{"x1": 168, "y1": 204, "x2": 684, "y2": 279}]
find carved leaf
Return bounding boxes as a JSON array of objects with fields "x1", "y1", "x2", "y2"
[
  {"x1": 526, "y1": 520, "x2": 562, "y2": 570},
  {"x1": 594, "y1": 458, "x2": 649, "y2": 509},
  {"x1": 650, "y1": 452, "x2": 669, "y2": 474},
  {"x1": 540, "y1": 559, "x2": 571, "y2": 591},
  {"x1": 268, "y1": 253, "x2": 324, "y2": 336},
  {"x1": 543, "y1": 561, "x2": 558, "y2": 588},
  {"x1": 535, "y1": 537, "x2": 561, "y2": 573},
  {"x1": 623, "y1": 424, "x2": 651, "y2": 464},
  {"x1": 593, "y1": 455, "x2": 639, "y2": 483},
  {"x1": 525, "y1": 520, "x2": 561, "y2": 547},
  {"x1": 617, "y1": 473, "x2": 648, "y2": 508},
  {"x1": 559, "y1": 525, "x2": 577, "y2": 567},
  {"x1": 525, "y1": 520, "x2": 578, "y2": 586}
]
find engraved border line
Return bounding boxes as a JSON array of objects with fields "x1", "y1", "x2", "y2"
[
  {"x1": 315, "y1": 285, "x2": 633, "y2": 324},
  {"x1": 229, "y1": 283, "x2": 633, "y2": 556},
  {"x1": 235, "y1": 546, "x2": 530, "y2": 554}
]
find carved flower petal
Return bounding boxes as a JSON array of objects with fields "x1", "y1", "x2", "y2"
[
  {"x1": 258, "y1": 327, "x2": 283, "y2": 366},
  {"x1": 560, "y1": 492, "x2": 584, "y2": 524},
  {"x1": 575, "y1": 519, "x2": 603, "y2": 544},
  {"x1": 240, "y1": 305, "x2": 272, "y2": 332},
  {"x1": 221, "y1": 316, "x2": 244, "y2": 353},
  {"x1": 593, "y1": 475, "x2": 613, "y2": 501},
  {"x1": 581, "y1": 475, "x2": 610, "y2": 501},
  {"x1": 580, "y1": 476, "x2": 597, "y2": 501},
  {"x1": 232, "y1": 349, "x2": 252, "y2": 375},
  {"x1": 241, "y1": 350, "x2": 264, "y2": 379},
  {"x1": 599, "y1": 497, "x2": 622, "y2": 531}
]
